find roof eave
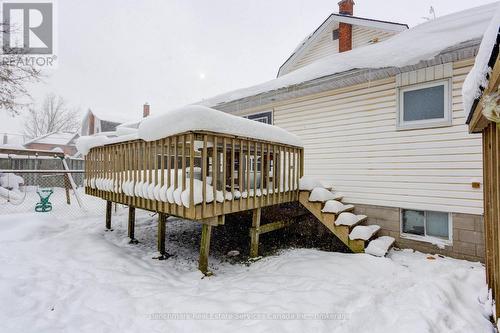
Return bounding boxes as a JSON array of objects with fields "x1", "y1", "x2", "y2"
[
  {"x1": 216, "y1": 40, "x2": 481, "y2": 113},
  {"x1": 466, "y1": 32, "x2": 500, "y2": 126}
]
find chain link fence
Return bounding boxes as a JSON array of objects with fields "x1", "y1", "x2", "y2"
[{"x1": 0, "y1": 171, "x2": 110, "y2": 218}]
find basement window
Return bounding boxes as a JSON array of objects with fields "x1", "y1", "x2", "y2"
[
  {"x1": 397, "y1": 80, "x2": 451, "y2": 130},
  {"x1": 401, "y1": 209, "x2": 452, "y2": 245}
]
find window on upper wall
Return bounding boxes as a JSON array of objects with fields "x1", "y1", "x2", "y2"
[
  {"x1": 245, "y1": 111, "x2": 273, "y2": 124},
  {"x1": 401, "y1": 209, "x2": 452, "y2": 244},
  {"x1": 397, "y1": 79, "x2": 451, "y2": 130},
  {"x1": 332, "y1": 29, "x2": 339, "y2": 40}
]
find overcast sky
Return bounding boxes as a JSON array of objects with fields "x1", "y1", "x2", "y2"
[{"x1": 1, "y1": 0, "x2": 498, "y2": 134}]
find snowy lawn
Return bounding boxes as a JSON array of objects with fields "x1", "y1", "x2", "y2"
[{"x1": 0, "y1": 208, "x2": 494, "y2": 333}]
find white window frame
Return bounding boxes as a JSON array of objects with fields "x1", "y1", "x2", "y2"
[
  {"x1": 396, "y1": 79, "x2": 452, "y2": 130},
  {"x1": 400, "y1": 208, "x2": 453, "y2": 246}
]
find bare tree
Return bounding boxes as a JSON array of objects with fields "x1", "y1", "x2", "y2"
[
  {"x1": 0, "y1": 22, "x2": 42, "y2": 114},
  {"x1": 24, "y1": 94, "x2": 81, "y2": 138}
]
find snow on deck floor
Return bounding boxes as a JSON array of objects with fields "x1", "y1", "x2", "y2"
[{"x1": 0, "y1": 209, "x2": 494, "y2": 333}]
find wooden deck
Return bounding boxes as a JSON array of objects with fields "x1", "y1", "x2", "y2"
[
  {"x1": 84, "y1": 129, "x2": 392, "y2": 273},
  {"x1": 85, "y1": 130, "x2": 304, "y2": 221},
  {"x1": 85, "y1": 130, "x2": 303, "y2": 274}
]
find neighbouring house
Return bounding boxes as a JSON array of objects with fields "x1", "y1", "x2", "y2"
[
  {"x1": 81, "y1": 103, "x2": 151, "y2": 136},
  {"x1": 1, "y1": 133, "x2": 27, "y2": 147},
  {"x1": 24, "y1": 132, "x2": 80, "y2": 156},
  {"x1": 464, "y1": 8, "x2": 500, "y2": 318},
  {"x1": 197, "y1": 1, "x2": 500, "y2": 262}
]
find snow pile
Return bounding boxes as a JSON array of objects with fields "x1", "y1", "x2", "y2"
[
  {"x1": 365, "y1": 236, "x2": 396, "y2": 257},
  {"x1": 138, "y1": 105, "x2": 302, "y2": 147},
  {"x1": 87, "y1": 166, "x2": 297, "y2": 208},
  {"x1": 349, "y1": 225, "x2": 381, "y2": 241},
  {"x1": 76, "y1": 105, "x2": 302, "y2": 155},
  {"x1": 75, "y1": 135, "x2": 108, "y2": 155},
  {"x1": 298, "y1": 176, "x2": 327, "y2": 191},
  {"x1": 0, "y1": 211, "x2": 493, "y2": 332},
  {"x1": 0, "y1": 173, "x2": 25, "y2": 203},
  {"x1": 334, "y1": 212, "x2": 367, "y2": 227},
  {"x1": 308, "y1": 187, "x2": 337, "y2": 202},
  {"x1": 321, "y1": 200, "x2": 353, "y2": 214},
  {"x1": 463, "y1": 4, "x2": 500, "y2": 118},
  {"x1": 201, "y1": 3, "x2": 497, "y2": 107},
  {"x1": 0, "y1": 187, "x2": 23, "y2": 202},
  {"x1": 76, "y1": 132, "x2": 139, "y2": 155},
  {"x1": 0, "y1": 173, "x2": 24, "y2": 190}
]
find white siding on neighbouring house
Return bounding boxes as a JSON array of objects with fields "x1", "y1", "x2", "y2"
[{"x1": 238, "y1": 58, "x2": 483, "y2": 215}]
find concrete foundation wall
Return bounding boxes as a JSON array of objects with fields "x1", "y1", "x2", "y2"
[{"x1": 353, "y1": 203, "x2": 485, "y2": 262}]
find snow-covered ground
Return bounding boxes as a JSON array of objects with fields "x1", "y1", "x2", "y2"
[{"x1": 0, "y1": 202, "x2": 494, "y2": 333}]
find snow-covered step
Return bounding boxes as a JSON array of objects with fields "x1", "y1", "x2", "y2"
[
  {"x1": 365, "y1": 236, "x2": 395, "y2": 257},
  {"x1": 308, "y1": 187, "x2": 337, "y2": 202},
  {"x1": 299, "y1": 176, "x2": 329, "y2": 191},
  {"x1": 329, "y1": 191, "x2": 343, "y2": 201},
  {"x1": 321, "y1": 200, "x2": 354, "y2": 214},
  {"x1": 334, "y1": 212, "x2": 367, "y2": 227},
  {"x1": 349, "y1": 225, "x2": 381, "y2": 241}
]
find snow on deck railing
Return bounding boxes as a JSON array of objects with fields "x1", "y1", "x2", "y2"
[
  {"x1": 85, "y1": 130, "x2": 303, "y2": 220},
  {"x1": 76, "y1": 105, "x2": 303, "y2": 155}
]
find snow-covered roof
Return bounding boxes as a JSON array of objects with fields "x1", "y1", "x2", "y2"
[
  {"x1": 76, "y1": 105, "x2": 302, "y2": 155},
  {"x1": 24, "y1": 132, "x2": 79, "y2": 146},
  {"x1": 278, "y1": 13, "x2": 408, "y2": 77},
  {"x1": 200, "y1": 3, "x2": 498, "y2": 108},
  {"x1": 85, "y1": 108, "x2": 137, "y2": 124},
  {"x1": 463, "y1": 4, "x2": 500, "y2": 121}
]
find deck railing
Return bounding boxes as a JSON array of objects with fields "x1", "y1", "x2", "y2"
[{"x1": 85, "y1": 131, "x2": 304, "y2": 221}]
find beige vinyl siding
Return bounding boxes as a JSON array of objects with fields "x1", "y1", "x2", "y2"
[
  {"x1": 352, "y1": 26, "x2": 396, "y2": 48},
  {"x1": 285, "y1": 25, "x2": 399, "y2": 75},
  {"x1": 288, "y1": 28, "x2": 339, "y2": 73},
  {"x1": 240, "y1": 58, "x2": 483, "y2": 215}
]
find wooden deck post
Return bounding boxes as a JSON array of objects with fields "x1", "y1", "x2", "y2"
[
  {"x1": 157, "y1": 213, "x2": 168, "y2": 259},
  {"x1": 128, "y1": 206, "x2": 137, "y2": 243},
  {"x1": 250, "y1": 208, "x2": 262, "y2": 258},
  {"x1": 64, "y1": 174, "x2": 71, "y2": 205},
  {"x1": 105, "y1": 200, "x2": 112, "y2": 230},
  {"x1": 199, "y1": 224, "x2": 212, "y2": 275}
]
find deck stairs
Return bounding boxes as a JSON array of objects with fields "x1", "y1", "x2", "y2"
[{"x1": 298, "y1": 186, "x2": 395, "y2": 256}]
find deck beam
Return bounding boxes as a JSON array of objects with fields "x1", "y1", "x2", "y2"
[{"x1": 257, "y1": 220, "x2": 292, "y2": 235}]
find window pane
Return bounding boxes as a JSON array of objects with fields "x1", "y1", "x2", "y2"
[
  {"x1": 247, "y1": 112, "x2": 272, "y2": 124},
  {"x1": 426, "y1": 211, "x2": 449, "y2": 239},
  {"x1": 402, "y1": 209, "x2": 425, "y2": 236},
  {"x1": 403, "y1": 85, "x2": 444, "y2": 121}
]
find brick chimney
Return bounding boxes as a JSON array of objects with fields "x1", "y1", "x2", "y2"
[
  {"x1": 143, "y1": 103, "x2": 150, "y2": 118},
  {"x1": 338, "y1": 0, "x2": 354, "y2": 53}
]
